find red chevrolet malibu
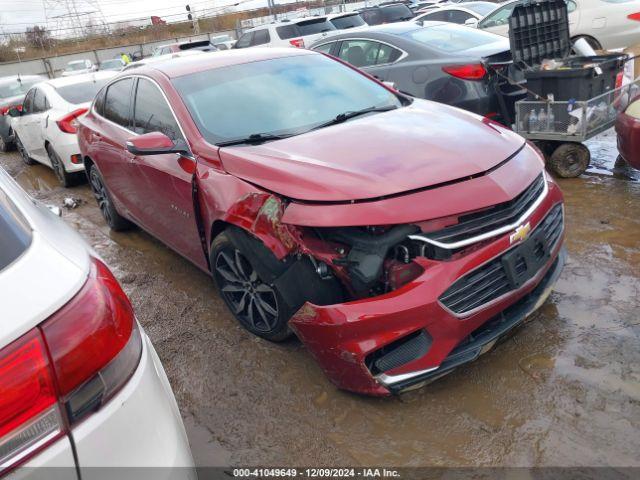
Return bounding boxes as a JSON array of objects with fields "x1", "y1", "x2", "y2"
[{"x1": 78, "y1": 48, "x2": 566, "y2": 396}]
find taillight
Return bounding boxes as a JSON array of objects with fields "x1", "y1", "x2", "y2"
[
  {"x1": 0, "y1": 258, "x2": 141, "y2": 474},
  {"x1": 56, "y1": 108, "x2": 88, "y2": 134},
  {"x1": 442, "y1": 63, "x2": 487, "y2": 81},
  {"x1": 0, "y1": 330, "x2": 63, "y2": 470},
  {"x1": 0, "y1": 104, "x2": 22, "y2": 116},
  {"x1": 627, "y1": 12, "x2": 640, "y2": 21},
  {"x1": 289, "y1": 38, "x2": 305, "y2": 48}
]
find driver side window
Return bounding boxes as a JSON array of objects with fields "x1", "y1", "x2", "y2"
[{"x1": 132, "y1": 78, "x2": 182, "y2": 141}]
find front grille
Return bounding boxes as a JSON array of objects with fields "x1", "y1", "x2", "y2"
[
  {"x1": 423, "y1": 174, "x2": 545, "y2": 246},
  {"x1": 439, "y1": 204, "x2": 563, "y2": 316}
]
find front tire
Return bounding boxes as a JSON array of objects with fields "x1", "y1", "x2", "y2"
[
  {"x1": 0, "y1": 134, "x2": 11, "y2": 153},
  {"x1": 15, "y1": 134, "x2": 34, "y2": 165},
  {"x1": 211, "y1": 231, "x2": 293, "y2": 342},
  {"x1": 88, "y1": 164, "x2": 132, "y2": 231}
]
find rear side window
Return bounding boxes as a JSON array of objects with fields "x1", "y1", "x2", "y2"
[
  {"x1": 276, "y1": 24, "x2": 298, "y2": 40},
  {"x1": 22, "y1": 89, "x2": 35, "y2": 114},
  {"x1": 103, "y1": 78, "x2": 134, "y2": 128},
  {"x1": 93, "y1": 88, "x2": 106, "y2": 116},
  {"x1": 421, "y1": 10, "x2": 449, "y2": 21},
  {"x1": 132, "y1": 78, "x2": 182, "y2": 140},
  {"x1": 235, "y1": 32, "x2": 253, "y2": 48},
  {"x1": 0, "y1": 187, "x2": 31, "y2": 272},
  {"x1": 312, "y1": 42, "x2": 335, "y2": 54},
  {"x1": 251, "y1": 29, "x2": 271, "y2": 45},
  {"x1": 55, "y1": 79, "x2": 110, "y2": 105},
  {"x1": 338, "y1": 40, "x2": 402, "y2": 67},
  {"x1": 32, "y1": 88, "x2": 48, "y2": 113}
]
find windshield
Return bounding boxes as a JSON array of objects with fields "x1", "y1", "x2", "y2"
[
  {"x1": 382, "y1": 4, "x2": 414, "y2": 21},
  {"x1": 464, "y1": 2, "x2": 497, "y2": 15},
  {"x1": 0, "y1": 186, "x2": 31, "y2": 272},
  {"x1": 173, "y1": 54, "x2": 403, "y2": 145},
  {"x1": 0, "y1": 78, "x2": 40, "y2": 99},
  {"x1": 54, "y1": 79, "x2": 110, "y2": 104},
  {"x1": 331, "y1": 14, "x2": 366, "y2": 29},
  {"x1": 404, "y1": 23, "x2": 502, "y2": 51}
]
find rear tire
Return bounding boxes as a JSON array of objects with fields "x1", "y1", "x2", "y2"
[
  {"x1": 88, "y1": 164, "x2": 132, "y2": 231},
  {"x1": 46, "y1": 144, "x2": 75, "y2": 187},
  {"x1": 548, "y1": 142, "x2": 590, "y2": 178},
  {"x1": 0, "y1": 134, "x2": 10, "y2": 153},
  {"x1": 211, "y1": 231, "x2": 294, "y2": 342},
  {"x1": 15, "y1": 134, "x2": 34, "y2": 165}
]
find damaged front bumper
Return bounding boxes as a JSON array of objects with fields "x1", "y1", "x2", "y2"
[{"x1": 289, "y1": 196, "x2": 566, "y2": 397}]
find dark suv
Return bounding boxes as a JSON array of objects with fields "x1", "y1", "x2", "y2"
[{"x1": 358, "y1": 3, "x2": 415, "y2": 25}]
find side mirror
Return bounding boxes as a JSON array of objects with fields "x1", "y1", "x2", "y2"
[
  {"x1": 465, "y1": 18, "x2": 479, "y2": 27},
  {"x1": 126, "y1": 131, "x2": 189, "y2": 156},
  {"x1": 8, "y1": 107, "x2": 22, "y2": 117}
]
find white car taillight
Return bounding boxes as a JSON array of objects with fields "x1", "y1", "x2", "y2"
[
  {"x1": 56, "y1": 108, "x2": 88, "y2": 134},
  {"x1": 0, "y1": 258, "x2": 142, "y2": 474}
]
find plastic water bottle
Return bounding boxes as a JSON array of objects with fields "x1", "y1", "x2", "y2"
[
  {"x1": 529, "y1": 110, "x2": 538, "y2": 133},
  {"x1": 547, "y1": 108, "x2": 555, "y2": 132},
  {"x1": 538, "y1": 109, "x2": 547, "y2": 132}
]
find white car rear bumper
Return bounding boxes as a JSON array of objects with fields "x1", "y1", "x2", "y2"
[{"x1": 18, "y1": 327, "x2": 195, "y2": 479}]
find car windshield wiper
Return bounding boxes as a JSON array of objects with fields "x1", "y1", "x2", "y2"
[
  {"x1": 216, "y1": 132, "x2": 296, "y2": 147},
  {"x1": 308, "y1": 104, "x2": 399, "y2": 132}
]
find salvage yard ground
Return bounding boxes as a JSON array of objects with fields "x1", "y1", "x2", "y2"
[{"x1": 2, "y1": 128, "x2": 639, "y2": 467}]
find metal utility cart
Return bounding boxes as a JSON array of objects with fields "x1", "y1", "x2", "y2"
[
  {"x1": 515, "y1": 80, "x2": 640, "y2": 177},
  {"x1": 504, "y1": 0, "x2": 629, "y2": 177}
]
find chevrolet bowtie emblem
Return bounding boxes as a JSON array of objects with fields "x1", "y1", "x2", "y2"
[{"x1": 510, "y1": 222, "x2": 531, "y2": 244}]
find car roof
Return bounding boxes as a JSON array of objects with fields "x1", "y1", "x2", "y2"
[
  {"x1": 67, "y1": 59, "x2": 90, "y2": 64},
  {"x1": 43, "y1": 71, "x2": 116, "y2": 88},
  {"x1": 246, "y1": 15, "x2": 331, "y2": 31},
  {"x1": 139, "y1": 47, "x2": 314, "y2": 79}
]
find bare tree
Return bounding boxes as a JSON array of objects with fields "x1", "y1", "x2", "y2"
[{"x1": 25, "y1": 25, "x2": 53, "y2": 50}]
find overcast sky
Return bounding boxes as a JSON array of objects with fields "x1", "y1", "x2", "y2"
[{"x1": 0, "y1": 0, "x2": 270, "y2": 35}]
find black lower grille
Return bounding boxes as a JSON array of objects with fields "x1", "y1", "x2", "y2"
[
  {"x1": 366, "y1": 330, "x2": 432, "y2": 375},
  {"x1": 423, "y1": 173, "x2": 545, "y2": 245},
  {"x1": 439, "y1": 204, "x2": 563, "y2": 315}
]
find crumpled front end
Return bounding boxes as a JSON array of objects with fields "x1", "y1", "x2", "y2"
[{"x1": 276, "y1": 148, "x2": 565, "y2": 396}]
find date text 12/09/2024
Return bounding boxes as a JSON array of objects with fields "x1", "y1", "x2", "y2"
[{"x1": 232, "y1": 468, "x2": 401, "y2": 478}]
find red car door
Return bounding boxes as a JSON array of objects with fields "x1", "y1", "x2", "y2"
[
  {"x1": 127, "y1": 77, "x2": 205, "y2": 267},
  {"x1": 94, "y1": 77, "x2": 143, "y2": 222}
]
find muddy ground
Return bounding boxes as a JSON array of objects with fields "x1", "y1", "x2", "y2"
[{"x1": 2, "y1": 129, "x2": 639, "y2": 468}]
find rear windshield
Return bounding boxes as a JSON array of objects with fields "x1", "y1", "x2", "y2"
[
  {"x1": 0, "y1": 78, "x2": 40, "y2": 100},
  {"x1": 179, "y1": 40, "x2": 211, "y2": 50},
  {"x1": 54, "y1": 79, "x2": 110, "y2": 104},
  {"x1": 404, "y1": 23, "x2": 500, "y2": 52},
  {"x1": 0, "y1": 187, "x2": 31, "y2": 272},
  {"x1": 330, "y1": 13, "x2": 366, "y2": 29},
  {"x1": 296, "y1": 18, "x2": 336, "y2": 35},
  {"x1": 382, "y1": 4, "x2": 414, "y2": 21}
]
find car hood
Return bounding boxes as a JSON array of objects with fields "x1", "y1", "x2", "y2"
[{"x1": 219, "y1": 99, "x2": 525, "y2": 202}]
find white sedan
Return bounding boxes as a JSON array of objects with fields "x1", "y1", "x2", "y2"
[
  {"x1": 0, "y1": 166, "x2": 195, "y2": 477},
  {"x1": 475, "y1": 0, "x2": 640, "y2": 50},
  {"x1": 10, "y1": 72, "x2": 115, "y2": 187},
  {"x1": 61, "y1": 59, "x2": 96, "y2": 77}
]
